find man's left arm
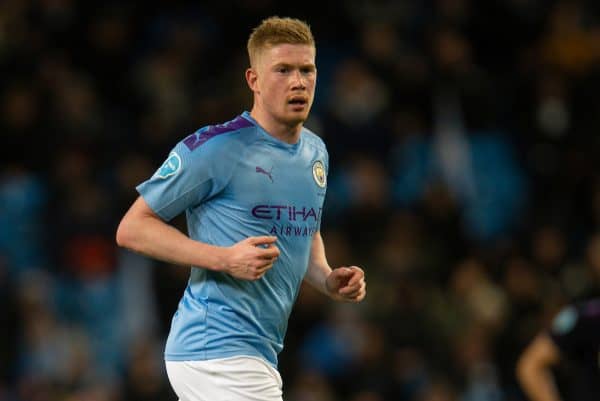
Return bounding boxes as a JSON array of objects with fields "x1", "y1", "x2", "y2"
[
  {"x1": 304, "y1": 231, "x2": 366, "y2": 302},
  {"x1": 516, "y1": 333, "x2": 563, "y2": 401}
]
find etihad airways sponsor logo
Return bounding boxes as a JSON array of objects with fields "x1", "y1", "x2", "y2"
[
  {"x1": 251, "y1": 205, "x2": 322, "y2": 221},
  {"x1": 269, "y1": 225, "x2": 318, "y2": 237}
]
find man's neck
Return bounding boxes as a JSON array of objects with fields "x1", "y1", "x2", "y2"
[{"x1": 249, "y1": 108, "x2": 302, "y2": 144}]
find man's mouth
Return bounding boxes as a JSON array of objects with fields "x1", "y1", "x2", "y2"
[{"x1": 288, "y1": 96, "x2": 308, "y2": 106}]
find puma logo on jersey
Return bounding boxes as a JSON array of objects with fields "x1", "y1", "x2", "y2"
[{"x1": 256, "y1": 166, "x2": 273, "y2": 182}]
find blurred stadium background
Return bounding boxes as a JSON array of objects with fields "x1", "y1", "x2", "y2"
[{"x1": 2, "y1": 0, "x2": 600, "y2": 400}]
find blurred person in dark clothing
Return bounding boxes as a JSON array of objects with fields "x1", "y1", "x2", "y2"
[{"x1": 517, "y1": 298, "x2": 600, "y2": 401}]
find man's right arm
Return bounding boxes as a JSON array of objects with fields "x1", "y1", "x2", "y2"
[
  {"x1": 116, "y1": 196, "x2": 279, "y2": 280},
  {"x1": 516, "y1": 333, "x2": 563, "y2": 401}
]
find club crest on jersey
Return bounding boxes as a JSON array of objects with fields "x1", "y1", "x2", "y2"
[
  {"x1": 155, "y1": 152, "x2": 181, "y2": 179},
  {"x1": 312, "y1": 160, "x2": 326, "y2": 188}
]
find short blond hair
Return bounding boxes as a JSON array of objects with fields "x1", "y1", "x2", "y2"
[{"x1": 247, "y1": 17, "x2": 315, "y2": 66}]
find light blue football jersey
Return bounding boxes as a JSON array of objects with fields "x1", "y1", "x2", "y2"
[{"x1": 136, "y1": 111, "x2": 328, "y2": 368}]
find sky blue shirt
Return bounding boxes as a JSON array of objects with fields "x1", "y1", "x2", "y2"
[{"x1": 136, "y1": 112, "x2": 329, "y2": 367}]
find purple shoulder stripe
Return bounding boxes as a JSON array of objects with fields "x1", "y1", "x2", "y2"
[{"x1": 183, "y1": 115, "x2": 253, "y2": 151}]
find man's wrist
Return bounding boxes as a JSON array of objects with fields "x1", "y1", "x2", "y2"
[
  {"x1": 324, "y1": 270, "x2": 336, "y2": 297},
  {"x1": 200, "y1": 244, "x2": 229, "y2": 272},
  {"x1": 324, "y1": 273, "x2": 332, "y2": 294}
]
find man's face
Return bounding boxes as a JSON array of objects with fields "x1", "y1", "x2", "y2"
[{"x1": 248, "y1": 44, "x2": 316, "y2": 127}]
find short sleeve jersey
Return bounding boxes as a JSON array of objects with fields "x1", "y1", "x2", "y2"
[{"x1": 136, "y1": 112, "x2": 329, "y2": 368}]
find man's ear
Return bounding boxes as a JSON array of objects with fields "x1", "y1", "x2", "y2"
[{"x1": 246, "y1": 67, "x2": 258, "y2": 92}]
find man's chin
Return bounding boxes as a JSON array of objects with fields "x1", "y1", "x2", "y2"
[{"x1": 282, "y1": 111, "x2": 309, "y2": 126}]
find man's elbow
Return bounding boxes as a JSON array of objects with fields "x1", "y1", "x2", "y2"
[{"x1": 116, "y1": 218, "x2": 136, "y2": 249}]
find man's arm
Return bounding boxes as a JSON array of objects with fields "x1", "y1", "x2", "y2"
[
  {"x1": 304, "y1": 231, "x2": 366, "y2": 302},
  {"x1": 116, "y1": 196, "x2": 279, "y2": 280},
  {"x1": 516, "y1": 333, "x2": 563, "y2": 401}
]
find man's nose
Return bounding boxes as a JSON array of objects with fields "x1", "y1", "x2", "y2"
[{"x1": 291, "y1": 70, "x2": 306, "y2": 89}]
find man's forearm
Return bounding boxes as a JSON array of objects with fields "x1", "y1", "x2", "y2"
[
  {"x1": 517, "y1": 334, "x2": 563, "y2": 401},
  {"x1": 518, "y1": 365, "x2": 562, "y2": 401},
  {"x1": 304, "y1": 231, "x2": 332, "y2": 295}
]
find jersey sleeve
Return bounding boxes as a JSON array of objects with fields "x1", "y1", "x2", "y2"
[
  {"x1": 136, "y1": 133, "x2": 236, "y2": 221},
  {"x1": 324, "y1": 148, "x2": 330, "y2": 181}
]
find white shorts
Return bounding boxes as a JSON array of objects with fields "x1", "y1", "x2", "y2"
[{"x1": 166, "y1": 356, "x2": 283, "y2": 401}]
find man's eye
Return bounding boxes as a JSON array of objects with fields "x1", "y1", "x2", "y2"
[{"x1": 277, "y1": 67, "x2": 288, "y2": 73}]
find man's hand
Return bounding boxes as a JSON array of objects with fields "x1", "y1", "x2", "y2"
[
  {"x1": 325, "y1": 266, "x2": 366, "y2": 302},
  {"x1": 223, "y1": 236, "x2": 280, "y2": 280}
]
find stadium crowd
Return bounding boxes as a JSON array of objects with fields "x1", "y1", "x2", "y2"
[{"x1": 1, "y1": 0, "x2": 600, "y2": 400}]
